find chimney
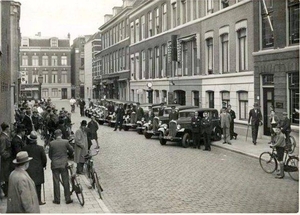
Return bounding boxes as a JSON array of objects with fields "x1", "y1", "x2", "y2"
[
  {"x1": 112, "y1": 6, "x2": 123, "y2": 16},
  {"x1": 104, "y1": 14, "x2": 113, "y2": 23},
  {"x1": 67, "y1": 33, "x2": 70, "y2": 39},
  {"x1": 123, "y1": 0, "x2": 135, "y2": 8},
  {"x1": 35, "y1": 32, "x2": 41, "y2": 37}
]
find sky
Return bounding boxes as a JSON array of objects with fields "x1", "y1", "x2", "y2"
[{"x1": 18, "y1": 0, "x2": 123, "y2": 41}]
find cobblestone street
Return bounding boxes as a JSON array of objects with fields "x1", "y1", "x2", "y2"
[{"x1": 56, "y1": 100, "x2": 299, "y2": 213}]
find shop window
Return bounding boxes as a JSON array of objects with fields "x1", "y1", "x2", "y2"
[
  {"x1": 238, "y1": 91, "x2": 248, "y2": 120},
  {"x1": 288, "y1": 72, "x2": 299, "y2": 124}
]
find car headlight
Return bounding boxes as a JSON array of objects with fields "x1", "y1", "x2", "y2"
[
  {"x1": 159, "y1": 121, "x2": 162, "y2": 125},
  {"x1": 177, "y1": 124, "x2": 181, "y2": 130},
  {"x1": 163, "y1": 124, "x2": 168, "y2": 129}
]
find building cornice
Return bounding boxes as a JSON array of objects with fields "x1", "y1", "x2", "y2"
[
  {"x1": 20, "y1": 47, "x2": 71, "y2": 52},
  {"x1": 252, "y1": 45, "x2": 299, "y2": 56},
  {"x1": 99, "y1": 7, "x2": 132, "y2": 31}
]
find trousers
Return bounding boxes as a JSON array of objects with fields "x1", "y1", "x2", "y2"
[{"x1": 52, "y1": 167, "x2": 71, "y2": 202}]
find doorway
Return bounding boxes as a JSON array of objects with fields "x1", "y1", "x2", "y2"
[
  {"x1": 61, "y1": 88, "x2": 67, "y2": 99},
  {"x1": 263, "y1": 88, "x2": 274, "y2": 136}
]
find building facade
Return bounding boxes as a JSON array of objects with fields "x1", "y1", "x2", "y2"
[
  {"x1": 84, "y1": 31, "x2": 101, "y2": 100},
  {"x1": 253, "y1": 0, "x2": 299, "y2": 138},
  {"x1": 71, "y1": 35, "x2": 91, "y2": 99},
  {"x1": 0, "y1": 0, "x2": 21, "y2": 125},
  {"x1": 19, "y1": 34, "x2": 72, "y2": 100}
]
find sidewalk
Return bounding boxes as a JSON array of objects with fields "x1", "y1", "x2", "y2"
[{"x1": 0, "y1": 136, "x2": 110, "y2": 214}]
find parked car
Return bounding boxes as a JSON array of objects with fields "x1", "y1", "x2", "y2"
[
  {"x1": 94, "y1": 105, "x2": 108, "y2": 125},
  {"x1": 143, "y1": 105, "x2": 196, "y2": 139},
  {"x1": 136, "y1": 103, "x2": 161, "y2": 134},
  {"x1": 158, "y1": 108, "x2": 222, "y2": 147}
]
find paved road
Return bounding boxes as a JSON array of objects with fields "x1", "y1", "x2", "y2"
[{"x1": 56, "y1": 99, "x2": 299, "y2": 213}]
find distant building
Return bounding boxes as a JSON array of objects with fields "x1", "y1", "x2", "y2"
[
  {"x1": 71, "y1": 35, "x2": 91, "y2": 99},
  {"x1": 84, "y1": 31, "x2": 101, "y2": 100},
  {"x1": 0, "y1": 0, "x2": 21, "y2": 125},
  {"x1": 19, "y1": 34, "x2": 72, "y2": 100}
]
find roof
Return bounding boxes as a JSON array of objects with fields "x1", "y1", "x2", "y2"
[{"x1": 86, "y1": 32, "x2": 101, "y2": 43}]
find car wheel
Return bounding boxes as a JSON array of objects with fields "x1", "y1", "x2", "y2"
[
  {"x1": 137, "y1": 129, "x2": 143, "y2": 135},
  {"x1": 213, "y1": 127, "x2": 222, "y2": 141},
  {"x1": 99, "y1": 121, "x2": 104, "y2": 125},
  {"x1": 159, "y1": 132, "x2": 166, "y2": 145},
  {"x1": 182, "y1": 133, "x2": 191, "y2": 148},
  {"x1": 144, "y1": 132, "x2": 152, "y2": 139},
  {"x1": 124, "y1": 126, "x2": 129, "y2": 131}
]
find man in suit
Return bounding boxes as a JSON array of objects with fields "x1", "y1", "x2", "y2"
[
  {"x1": 169, "y1": 106, "x2": 178, "y2": 121},
  {"x1": 11, "y1": 124, "x2": 26, "y2": 160},
  {"x1": 87, "y1": 116, "x2": 99, "y2": 149},
  {"x1": 227, "y1": 105, "x2": 238, "y2": 140},
  {"x1": 248, "y1": 102, "x2": 263, "y2": 145},
  {"x1": 220, "y1": 108, "x2": 232, "y2": 145},
  {"x1": 22, "y1": 109, "x2": 33, "y2": 135},
  {"x1": 191, "y1": 111, "x2": 201, "y2": 149},
  {"x1": 201, "y1": 111, "x2": 213, "y2": 151},
  {"x1": 280, "y1": 112, "x2": 291, "y2": 150},
  {"x1": 7, "y1": 151, "x2": 40, "y2": 213},
  {"x1": 136, "y1": 102, "x2": 145, "y2": 121},
  {"x1": 158, "y1": 103, "x2": 165, "y2": 116},
  {"x1": 114, "y1": 104, "x2": 125, "y2": 131},
  {"x1": 79, "y1": 98, "x2": 86, "y2": 117},
  {"x1": 145, "y1": 106, "x2": 155, "y2": 122},
  {"x1": 49, "y1": 129, "x2": 74, "y2": 204}
]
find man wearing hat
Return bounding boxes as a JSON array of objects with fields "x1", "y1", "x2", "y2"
[
  {"x1": 158, "y1": 103, "x2": 165, "y2": 117},
  {"x1": 136, "y1": 102, "x2": 144, "y2": 122},
  {"x1": 169, "y1": 106, "x2": 178, "y2": 121},
  {"x1": 0, "y1": 122, "x2": 13, "y2": 197},
  {"x1": 11, "y1": 124, "x2": 26, "y2": 160},
  {"x1": 74, "y1": 120, "x2": 88, "y2": 174},
  {"x1": 279, "y1": 112, "x2": 291, "y2": 150},
  {"x1": 6, "y1": 151, "x2": 40, "y2": 213},
  {"x1": 22, "y1": 109, "x2": 34, "y2": 135},
  {"x1": 248, "y1": 102, "x2": 263, "y2": 145}
]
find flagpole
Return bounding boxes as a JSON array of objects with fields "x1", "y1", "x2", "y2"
[{"x1": 261, "y1": 0, "x2": 274, "y2": 32}]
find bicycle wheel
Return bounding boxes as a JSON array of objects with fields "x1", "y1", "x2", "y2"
[
  {"x1": 289, "y1": 136, "x2": 296, "y2": 154},
  {"x1": 73, "y1": 176, "x2": 85, "y2": 206},
  {"x1": 93, "y1": 172, "x2": 103, "y2": 199},
  {"x1": 259, "y1": 152, "x2": 277, "y2": 173},
  {"x1": 286, "y1": 156, "x2": 299, "y2": 181}
]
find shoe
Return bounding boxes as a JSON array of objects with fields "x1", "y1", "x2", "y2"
[
  {"x1": 95, "y1": 146, "x2": 100, "y2": 149},
  {"x1": 208, "y1": 148, "x2": 211, "y2": 151},
  {"x1": 227, "y1": 142, "x2": 232, "y2": 145},
  {"x1": 52, "y1": 200, "x2": 60, "y2": 204},
  {"x1": 275, "y1": 175, "x2": 284, "y2": 179},
  {"x1": 39, "y1": 201, "x2": 46, "y2": 205},
  {"x1": 230, "y1": 137, "x2": 233, "y2": 140},
  {"x1": 223, "y1": 142, "x2": 227, "y2": 144},
  {"x1": 234, "y1": 134, "x2": 238, "y2": 140},
  {"x1": 203, "y1": 148, "x2": 209, "y2": 151},
  {"x1": 113, "y1": 129, "x2": 117, "y2": 131},
  {"x1": 254, "y1": 142, "x2": 257, "y2": 145},
  {"x1": 66, "y1": 200, "x2": 73, "y2": 204}
]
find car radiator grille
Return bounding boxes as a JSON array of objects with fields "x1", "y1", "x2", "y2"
[
  {"x1": 169, "y1": 121, "x2": 177, "y2": 137},
  {"x1": 153, "y1": 117, "x2": 159, "y2": 132}
]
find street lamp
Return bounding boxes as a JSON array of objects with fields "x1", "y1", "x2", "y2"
[{"x1": 38, "y1": 75, "x2": 43, "y2": 101}]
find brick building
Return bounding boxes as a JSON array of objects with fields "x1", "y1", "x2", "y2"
[
  {"x1": 0, "y1": 0, "x2": 21, "y2": 125},
  {"x1": 20, "y1": 34, "x2": 72, "y2": 99}
]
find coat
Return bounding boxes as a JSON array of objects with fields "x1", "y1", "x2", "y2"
[
  {"x1": 227, "y1": 109, "x2": 236, "y2": 122},
  {"x1": 6, "y1": 167, "x2": 40, "y2": 213},
  {"x1": 248, "y1": 108, "x2": 262, "y2": 125},
  {"x1": 11, "y1": 135, "x2": 26, "y2": 160},
  {"x1": 145, "y1": 111, "x2": 155, "y2": 122},
  {"x1": 22, "y1": 115, "x2": 33, "y2": 135},
  {"x1": 191, "y1": 116, "x2": 201, "y2": 133},
  {"x1": 87, "y1": 120, "x2": 99, "y2": 139},
  {"x1": 136, "y1": 107, "x2": 144, "y2": 121},
  {"x1": 280, "y1": 117, "x2": 291, "y2": 133},
  {"x1": 74, "y1": 128, "x2": 88, "y2": 163},
  {"x1": 49, "y1": 137, "x2": 74, "y2": 169},
  {"x1": 23, "y1": 142, "x2": 47, "y2": 185},
  {"x1": 220, "y1": 112, "x2": 231, "y2": 128},
  {"x1": 0, "y1": 132, "x2": 13, "y2": 182},
  {"x1": 200, "y1": 116, "x2": 213, "y2": 134},
  {"x1": 116, "y1": 107, "x2": 125, "y2": 121}
]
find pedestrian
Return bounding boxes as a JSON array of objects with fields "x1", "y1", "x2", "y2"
[
  {"x1": 145, "y1": 106, "x2": 155, "y2": 122},
  {"x1": 220, "y1": 108, "x2": 232, "y2": 145},
  {"x1": 23, "y1": 131, "x2": 47, "y2": 205},
  {"x1": 136, "y1": 102, "x2": 145, "y2": 121},
  {"x1": 6, "y1": 151, "x2": 40, "y2": 213},
  {"x1": 191, "y1": 111, "x2": 201, "y2": 149},
  {"x1": 169, "y1": 106, "x2": 178, "y2": 121},
  {"x1": 11, "y1": 124, "x2": 26, "y2": 160},
  {"x1": 227, "y1": 105, "x2": 238, "y2": 140},
  {"x1": 57, "y1": 119, "x2": 69, "y2": 140},
  {"x1": 279, "y1": 112, "x2": 291, "y2": 151},
  {"x1": 158, "y1": 103, "x2": 164, "y2": 117},
  {"x1": 0, "y1": 122, "x2": 13, "y2": 197},
  {"x1": 69, "y1": 97, "x2": 76, "y2": 113},
  {"x1": 48, "y1": 129, "x2": 74, "y2": 204},
  {"x1": 270, "y1": 125, "x2": 286, "y2": 179},
  {"x1": 248, "y1": 102, "x2": 263, "y2": 145},
  {"x1": 22, "y1": 109, "x2": 34, "y2": 135},
  {"x1": 114, "y1": 104, "x2": 125, "y2": 131},
  {"x1": 269, "y1": 110, "x2": 280, "y2": 144},
  {"x1": 79, "y1": 98, "x2": 86, "y2": 117},
  {"x1": 87, "y1": 116, "x2": 100, "y2": 149},
  {"x1": 32, "y1": 108, "x2": 42, "y2": 132},
  {"x1": 74, "y1": 120, "x2": 88, "y2": 174},
  {"x1": 88, "y1": 98, "x2": 94, "y2": 108},
  {"x1": 201, "y1": 111, "x2": 213, "y2": 151}
]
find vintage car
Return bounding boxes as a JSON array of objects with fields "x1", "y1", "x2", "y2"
[
  {"x1": 136, "y1": 103, "x2": 161, "y2": 134},
  {"x1": 158, "y1": 108, "x2": 222, "y2": 147},
  {"x1": 94, "y1": 105, "x2": 108, "y2": 125},
  {"x1": 143, "y1": 105, "x2": 196, "y2": 139}
]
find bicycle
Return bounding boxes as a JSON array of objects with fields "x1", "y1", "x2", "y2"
[
  {"x1": 83, "y1": 150, "x2": 104, "y2": 199},
  {"x1": 60, "y1": 162, "x2": 85, "y2": 206},
  {"x1": 259, "y1": 146, "x2": 298, "y2": 181},
  {"x1": 288, "y1": 135, "x2": 297, "y2": 154}
]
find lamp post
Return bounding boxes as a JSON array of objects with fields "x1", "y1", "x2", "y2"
[{"x1": 38, "y1": 75, "x2": 43, "y2": 101}]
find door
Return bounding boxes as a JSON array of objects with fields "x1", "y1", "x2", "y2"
[
  {"x1": 263, "y1": 88, "x2": 274, "y2": 136},
  {"x1": 174, "y1": 90, "x2": 186, "y2": 105},
  {"x1": 61, "y1": 88, "x2": 67, "y2": 99}
]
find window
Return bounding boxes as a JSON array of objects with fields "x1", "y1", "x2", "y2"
[
  {"x1": 155, "y1": 8, "x2": 160, "y2": 35},
  {"x1": 52, "y1": 88, "x2": 58, "y2": 97},
  {"x1": 155, "y1": 90, "x2": 160, "y2": 104},
  {"x1": 22, "y1": 37, "x2": 29, "y2": 47},
  {"x1": 131, "y1": 54, "x2": 135, "y2": 80},
  {"x1": 207, "y1": 91, "x2": 214, "y2": 108},
  {"x1": 22, "y1": 56, "x2": 28, "y2": 66},
  {"x1": 32, "y1": 71, "x2": 38, "y2": 84},
  {"x1": 61, "y1": 56, "x2": 67, "y2": 66},
  {"x1": 238, "y1": 91, "x2": 248, "y2": 120},
  {"x1": 262, "y1": 74, "x2": 274, "y2": 85},
  {"x1": 141, "y1": 15, "x2": 145, "y2": 40},
  {"x1": 162, "y1": 44, "x2": 167, "y2": 78},
  {"x1": 142, "y1": 51, "x2": 146, "y2": 79},
  {"x1": 130, "y1": 21, "x2": 134, "y2": 43},
  {"x1": 52, "y1": 73, "x2": 57, "y2": 83},
  {"x1": 193, "y1": 91, "x2": 200, "y2": 106},
  {"x1": 221, "y1": 33, "x2": 229, "y2": 73},
  {"x1": 206, "y1": 0, "x2": 213, "y2": 14},
  {"x1": 206, "y1": 38, "x2": 213, "y2": 74},
  {"x1": 52, "y1": 56, "x2": 58, "y2": 66},
  {"x1": 192, "y1": 40, "x2": 197, "y2": 75},
  {"x1": 42, "y1": 72, "x2": 48, "y2": 84},
  {"x1": 148, "y1": 49, "x2": 153, "y2": 79},
  {"x1": 32, "y1": 56, "x2": 39, "y2": 66},
  {"x1": 42, "y1": 56, "x2": 48, "y2": 66},
  {"x1": 261, "y1": 0, "x2": 274, "y2": 48},
  {"x1": 50, "y1": 38, "x2": 58, "y2": 47},
  {"x1": 181, "y1": 0, "x2": 187, "y2": 24},
  {"x1": 135, "y1": 19, "x2": 140, "y2": 42},
  {"x1": 182, "y1": 42, "x2": 188, "y2": 76},
  {"x1": 162, "y1": 90, "x2": 167, "y2": 103},
  {"x1": 61, "y1": 73, "x2": 67, "y2": 83},
  {"x1": 162, "y1": 4, "x2": 167, "y2": 32},
  {"x1": 172, "y1": 2, "x2": 177, "y2": 28},
  {"x1": 155, "y1": 47, "x2": 160, "y2": 78},
  {"x1": 221, "y1": 91, "x2": 230, "y2": 106},
  {"x1": 237, "y1": 28, "x2": 247, "y2": 71},
  {"x1": 148, "y1": 12, "x2": 153, "y2": 37},
  {"x1": 288, "y1": 72, "x2": 299, "y2": 124},
  {"x1": 288, "y1": 0, "x2": 299, "y2": 45},
  {"x1": 135, "y1": 53, "x2": 140, "y2": 80}
]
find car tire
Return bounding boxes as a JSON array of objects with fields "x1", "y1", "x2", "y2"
[
  {"x1": 137, "y1": 129, "x2": 143, "y2": 135},
  {"x1": 144, "y1": 132, "x2": 152, "y2": 139},
  {"x1": 124, "y1": 126, "x2": 129, "y2": 131},
  {"x1": 213, "y1": 126, "x2": 222, "y2": 141},
  {"x1": 182, "y1": 133, "x2": 191, "y2": 148},
  {"x1": 159, "y1": 132, "x2": 166, "y2": 145},
  {"x1": 99, "y1": 121, "x2": 104, "y2": 125}
]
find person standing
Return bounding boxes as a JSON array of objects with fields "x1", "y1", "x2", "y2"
[
  {"x1": 87, "y1": 116, "x2": 99, "y2": 149},
  {"x1": 74, "y1": 121, "x2": 88, "y2": 174},
  {"x1": 0, "y1": 122, "x2": 13, "y2": 197},
  {"x1": 136, "y1": 102, "x2": 145, "y2": 121},
  {"x1": 191, "y1": 111, "x2": 201, "y2": 149},
  {"x1": 227, "y1": 105, "x2": 238, "y2": 140},
  {"x1": 22, "y1": 109, "x2": 34, "y2": 135},
  {"x1": 158, "y1": 103, "x2": 165, "y2": 117},
  {"x1": 114, "y1": 104, "x2": 125, "y2": 131},
  {"x1": 11, "y1": 124, "x2": 26, "y2": 160},
  {"x1": 220, "y1": 108, "x2": 232, "y2": 145},
  {"x1": 201, "y1": 111, "x2": 213, "y2": 151},
  {"x1": 23, "y1": 131, "x2": 47, "y2": 205},
  {"x1": 269, "y1": 110, "x2": 280, "y2": 144},
  {"x1": 69, "y1": 97, "x2": 76, "y2": 113},
  {"x1": 279, "y1": 112, "x2": 291, "y2": 150},
  {"x1": 248, "y1": 102, "x2": 263, "y2": 145},
  {"x1": 169, "y1": 106, "x2": 178, "y2": 121},
  {"x1": 6, "y1": 151, "x2": 40, "y2": 213},
  {"x1": 49, "y1": 129, "x2": 74, "y2": 204},
  {"x1": 79, "y1": 98, "x2": 86, "y2": 117},
  {"x1": 145, "y1": 106, "x2": 155, "y2": 122}
]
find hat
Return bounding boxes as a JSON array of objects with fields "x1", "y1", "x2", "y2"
[
  {"x1": 16, "y1": 124, "x2": 26, "y2": 133},
  {"x1": 283, "y1": 112, "x2": 288, "y2": 115},
  {"x1": 27, "y1": 131, "x2": 38, "y2": 141},
  {"x1": 81, "y1": 120, "x2": 87, "y2": 126},
  {"x1": 253, "y1": 102, "x2": 259, "y2": 107},
  {"x1": 1, "y1": 122, "x2": 9, "y2": 131},
  {"x1": 54, "y1": 129, "x2": 62, "y2": 136},
  {"x1": 13, "y1": 151, "x2": 32, "y2": 164}
]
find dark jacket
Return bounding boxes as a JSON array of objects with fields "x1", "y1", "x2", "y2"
[
  {"x1": 227, "y1": 109, "x2": 236, "y2": 122},
  {"x1": 280, "y1": 117, "x2": 291, "y2": 133},
  {"x1": 158, "y1": 108, "x2": 164, "y2": 116},
  {"x1": 145, "y1": 110, "x2": 155, "y2": 122},
  {"x1": 248, "y1": 108, "x2": 262, "y2": 125},
  {"x1": 169, "y1": 111, "x2": 178, "y2": 121},
  {"x1": 22, "y1": 115, "x2": 33, "y2": 135},
  {"x1": 116, "y1": 107, "x2": 125, "y2": 121},
  {"x1": 49, "y1": 137, "x2": 74, "y2": 170},
  {"x1": 0, "y1": 132, "x2": 13, "y2": 182},
  {"x1": 57, "y1": 124, "x2": 69, "y2": 139},
  {"x1": 191, "y1": 116, "x2": 201, "y2": 133},
  {"x1": 23, "y1": 141, "x2": 47, "y2": 185},
  {"x1": 136, "y1": 107, "x2": 144, "y2": 121},
  {"x1": 79, "y1": 100, "x2": 86, "y2": 109},
  {"x1": 11, "y1": 135, "x2": 25, "y2": 159},
  {"x1": 87, "y1": 120, "x2": 99, "y2": 139},
  {"x1": 201, "y1": 116, "x2": 213, "y2": 134}
]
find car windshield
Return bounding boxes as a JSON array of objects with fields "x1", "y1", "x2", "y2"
[
  {"x1": 163, "y1": 109, "x2": 172, "y2": 115},
  {"x1": 178, "y1": 111, "x2": 194, "y2": 118}
]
